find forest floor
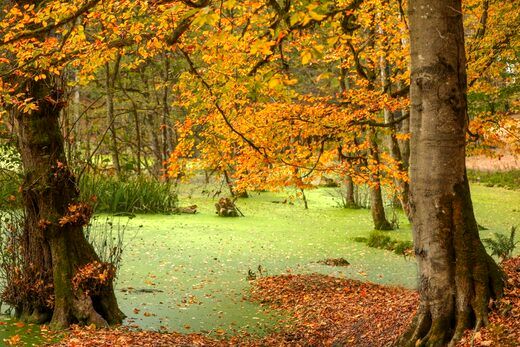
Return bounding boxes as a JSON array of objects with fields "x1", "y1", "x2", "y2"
[{"x1": 50, "y1": 257, "x2": 519, "y2": 347}]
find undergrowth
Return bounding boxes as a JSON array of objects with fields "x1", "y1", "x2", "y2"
[{"x1": 0, "y1": 173, "x2": 178, "y2": 214}]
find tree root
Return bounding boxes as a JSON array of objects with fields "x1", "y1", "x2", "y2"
[{"x1": 396, "y1": 253, "x2": 505, "y2": 347}]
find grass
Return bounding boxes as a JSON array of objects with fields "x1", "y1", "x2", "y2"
[{"x1": 468, "y1": 169, "x2": 520, "y2": 190}]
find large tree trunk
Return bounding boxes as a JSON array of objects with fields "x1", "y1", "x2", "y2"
[
  {"x1": 399, "y1": 1, "x2": 503, "y2": 345},
  {"x1": 13, "y1": 79, "x2": 124, "y2": 329}
]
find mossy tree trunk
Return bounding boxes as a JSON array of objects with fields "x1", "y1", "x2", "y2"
[
  {"x1": 399, "y1": 1, "x2": 504, "y2": 345},
  {"x1": 13, "y1": 78, "x2": 124, "y2": 329}
]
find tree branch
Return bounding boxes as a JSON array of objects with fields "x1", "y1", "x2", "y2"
[{"x1": 1, "y1": 0, "x2": 101, "y2": 46}]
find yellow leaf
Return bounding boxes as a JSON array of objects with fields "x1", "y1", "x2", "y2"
[
  {"x1": 268, "y1": 78, "x2": 281, "y2": 89},
  {"x1": 308, "y1": 11, "x2": 325, "y2": 21},
  {"x1": 301, "y1": 50, "x2": 312, "y2": 65}
]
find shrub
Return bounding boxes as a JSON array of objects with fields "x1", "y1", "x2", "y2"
[{"x1": 393, "y1": 240, "x2": 414, "y2": 256}]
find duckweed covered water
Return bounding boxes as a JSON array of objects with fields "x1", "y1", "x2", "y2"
[
  {"x1": 113, "y1": 184, "x2": 519, "y2": 335},
  {"x1": 1, "y1": 184, "x2": 518, "y2": 343}
]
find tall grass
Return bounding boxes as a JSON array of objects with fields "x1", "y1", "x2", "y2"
[
  {"x1": 79, "y1": 175, "x2": 178, "y2": 214},
  {"x1": 0, "y1": 173, "x2": 177, "y2": 213}
]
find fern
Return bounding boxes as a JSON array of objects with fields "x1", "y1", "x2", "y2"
[{"x1": 483, "y1": 226, "x2": 518, "y2": 262}]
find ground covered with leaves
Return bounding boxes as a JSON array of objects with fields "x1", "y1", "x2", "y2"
[
  {"x1": 50, "y1": 257, "x2": 520, "y2": 346},
  {"x1": 458, "y1": 257, "x2": 520, "y2": 347}
]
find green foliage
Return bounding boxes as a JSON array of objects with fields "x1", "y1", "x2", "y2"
[
  {"x1": 362, "y1": 231, "x2": 413, "y2": 256},
  {"x1": 353, "y1": 236, "x2": 368, "y2": 243},
  {"x1": 483, "y1": 226, "x2": 518, "y2": 261},
  {"x1": 79, "y1": 175, "x2": 178, "y2": 214},
  {"x1": 467, "y1": 169, "x2": 520, "y2": 190}
]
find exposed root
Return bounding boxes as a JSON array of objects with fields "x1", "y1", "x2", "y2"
[{"x1": 397, "y1": 256, "x2": 505, "y2": 347}]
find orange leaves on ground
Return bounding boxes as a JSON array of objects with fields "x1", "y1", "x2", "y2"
[
  {"x1": 4, "y1": 334, "x2": 21, "y2": 346},
  {"x1": 53, "y1": 274, "x2": 419, "y2": 347},
  {"x1": 52, "y1": 327, "x2": 222, "y2": 347},
  {"x1": 249, "y1": 274, "x2": 418, "y2": 346},
  {"x1": 52, "y1": 258, "x2": 520, "y2": 346}
]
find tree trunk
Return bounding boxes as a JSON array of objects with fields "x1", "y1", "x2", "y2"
[
  {"x1": 12, "y1": 79, "x2": 124, "y2": 329},
  {"x1": 147, "y1": 112, "x2": 163, "y2": 178},
  {"x1": 380, "y1": 54, "x2": 411, "y2": 218},
  {"x1": 161, "y1": 58, "x2": 171, "y2": 181},
  {"x1": 399, "y1": 1, "x2": 503, "y2": 345},
  {"x1": 367, "y1": 127, "x2": 393, "y2": 230},
  {"x1": 344, "y1": 175, "x2": 357, "y2": 208},
  {"x1": 131, "y1": 104, "x2": 142, "y2": 176},
  {"x1": 105, "y1": 57, "x2": 122, "y2": 177}
]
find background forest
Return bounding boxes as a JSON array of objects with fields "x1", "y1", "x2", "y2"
[{"x1": 0, "y1": 0, "x2": 518, "y2": 346}]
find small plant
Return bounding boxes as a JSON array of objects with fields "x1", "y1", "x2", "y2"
[
  {"x1": 353, "y1": 236, "x2": 368, "y2": 243},
  {"x1": 367, "y1": 231, "x2": 393, "y2": 249},
  {"x1": 483, "y1": 226, "x2": 518, "y2": 262},
  {"x1": 393, "y1": 240, "x2": 414, "y2": 256}
]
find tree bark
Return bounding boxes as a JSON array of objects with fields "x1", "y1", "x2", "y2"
[
  {"x1": 12, "y1": 78, "x2": 124, "y2": 329},
  {"x1": 399, "y1": 1, "x2": 503, "y2": 345}
]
